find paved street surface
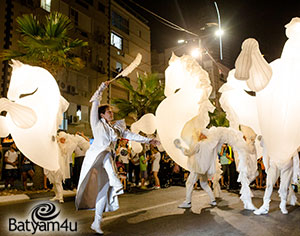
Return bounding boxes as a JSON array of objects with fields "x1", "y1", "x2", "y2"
[{"x1": 1, "y1": 186, "x2": 300, "y2": 236}]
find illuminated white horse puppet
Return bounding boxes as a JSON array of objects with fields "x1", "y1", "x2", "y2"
[
  {"x1": 130, "y1": 53, "x2": 257, "y2": 210},
  {"x1": 0, "y1": 60, "x2": 68, "y2": 171},
  {"x1": 220, "y1": 17, "x2": 300, "y2": 215}
]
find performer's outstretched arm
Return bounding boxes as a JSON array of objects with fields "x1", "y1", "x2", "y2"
[
  {"x1": 174, "y1": 139, "x2": 197, "y2": 157},
  {"x1": 89, "y1": 82, "x2": 108, "y2": 128}
]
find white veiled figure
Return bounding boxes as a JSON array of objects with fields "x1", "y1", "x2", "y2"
[
  {"x1": 0, "y1": 61, "x2": 68, "y2": 171},
  {"x1": 156, "y1": 53, "x2": 215, "y2": 170}
]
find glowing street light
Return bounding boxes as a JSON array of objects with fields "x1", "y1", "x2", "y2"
[
  {"x1": 177, "y1": 39, "x2": 186, "y2": 44},
  {"x1": 215, "y1": 29, "x2": 224, "y2": 36},
  {"x1": 190, "y1": 48, "x2": 201, "y2": 58}
]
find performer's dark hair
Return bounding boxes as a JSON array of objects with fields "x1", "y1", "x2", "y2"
[{"x1": 98, "y1": 105, "x2": 110, "y2": 119}]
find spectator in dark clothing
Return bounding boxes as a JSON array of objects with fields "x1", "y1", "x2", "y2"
[{"x1": 21, "y1": 155, "x2": 34, "y2": 190}]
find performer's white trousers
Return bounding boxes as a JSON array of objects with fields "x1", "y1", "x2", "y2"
[
  {"x1": 53, "y1": 181, "x2": 63, "y2": 200},
  {"x1": 186, "y1": 171, "x2": 215, "y2": 203},
  {"x1": 95, "y1": 154, "x2": 115, "y2": 220},
  {"x1": 263, "y1": 160, "x2": 293, "y2": 206}
]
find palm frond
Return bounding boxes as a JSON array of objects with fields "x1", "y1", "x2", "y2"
[
  {"x1": 16, "y1": 14, "x2": 43, "y2": 37},
  {"x1": 113, "y1": 73, "x2": 165, "y2": 120},
  {"x1": 0, "y1": 11, "x2": 88, "y2": 74}
]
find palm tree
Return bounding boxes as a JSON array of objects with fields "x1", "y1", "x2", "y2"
[
  {"x1": 111, "y1": 73, "x2": 165, "y2": 121},
  {"x1": 0, "y1": 12, "x2": 88, "y2": 75}
]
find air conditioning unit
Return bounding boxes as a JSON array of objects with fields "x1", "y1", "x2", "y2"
[
  {"x1": 59, "y1": 81, "x2": 67, "y2": 92},
  {"x1": 72, "y1": 115, "x2": 80, "y2": 124},
  {"x1": 67, "y1": 85, "x2": 78, "y2": 95}
]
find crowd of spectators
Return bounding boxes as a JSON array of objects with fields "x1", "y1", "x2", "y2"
[
  {"x1": 0, "y1": 135, "x2": 287, "y2": 195},
  {"x1": 113, "y1": 138, "x2": 187, "y2": 191}
]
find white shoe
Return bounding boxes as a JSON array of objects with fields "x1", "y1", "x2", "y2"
[
  {"x1": 178, "y1": 201, "x2": 191, "y2": 209},
  {"x1": 50, "y1": 196, "x2": 59, "y2": 201},
  {"x1": 210, "y1": 200, "x2": 217, "y2": 206},
  {"x1": 280, "y1": 202, "x2": 288, "y2": 214},
  {"x1": 254, "y1": 206, "x2": 269, "y2": 215},
  {"x1": 50, "y1": 196, "x2": 64, "y2": 203},
  {"x1": 91, "y1": 218, "x2": 103, "y2": 234},
  {"x1": 91, "y1": 222, "x2": 103, "y2": 234}
]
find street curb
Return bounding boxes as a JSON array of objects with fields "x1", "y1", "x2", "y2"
[
  {"x1": 0, "y1": 194, "x2": 30, "y2": 205},
  {"x1": 0, "y1": 190, "x2": 77, "y2": 206}
]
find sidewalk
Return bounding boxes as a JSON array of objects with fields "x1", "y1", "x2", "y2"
[{"x1": 0, "y1": 188, "x2": 76, "y2": 205}]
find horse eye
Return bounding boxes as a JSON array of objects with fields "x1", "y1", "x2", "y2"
[{"x1": 19, "y1": 88, "x2": 38, "y2": 99}]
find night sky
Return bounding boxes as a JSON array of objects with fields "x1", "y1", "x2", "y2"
[{"x1": 128, "y1": 0, "x2": 300, "y2": 69}]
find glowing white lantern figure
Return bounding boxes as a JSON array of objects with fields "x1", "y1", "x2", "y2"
[
  {"x1": 129, "y1": 54, "x2": 214, "y2": 169},
  {"x1": 130, "y1": 113, "x2": 157, "y2": 154},
  {"x1": 155, "y1": 54, "x2": 214, "y2": 169},
  {"x1": 221, "y1": 18, "x2": 300, "y2": 166},
  {"x1": 220, "y1": 18, "x2": 300, "y2": 213},
  {"x1": 0, "y1": 60, "x2": 68, "y2": 171},
  {"x1": 256, "y1": 19, "x2": 300, "y2": 166}
]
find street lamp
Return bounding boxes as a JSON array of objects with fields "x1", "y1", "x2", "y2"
[
  {"x1": 215, "y1": 29, "x2": 224, "y2": 36},
  {"x1": 177, "y1": 39, "x2": 186, "y2": 44},
  {"x1": 190, "y1": 48, "x2": 201, "y2": 58}
]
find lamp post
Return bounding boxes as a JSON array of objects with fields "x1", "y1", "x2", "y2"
[{"x1": 214, "y1": 1, "x2": 223, "y2": 60}]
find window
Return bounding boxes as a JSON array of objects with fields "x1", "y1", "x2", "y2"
[
  {"x1": 112, "y1": 11, "x2": 129, "y2": 35},
  {"x1": 76, "y1": 105, "x2": 82, "y2": 121},
  {"x1": 70, "y1": 8, "x2": 79, "y2": 26},
  {"x1": 41, "y1": 0, "x2": 51, "y2": 12},
  {"x1": 111, "y1": 32, "x2": 123, "y2": 50}
]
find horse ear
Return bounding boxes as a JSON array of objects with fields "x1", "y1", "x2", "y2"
[
  {"x1": 169, "y1": 52, "x2": 179, "y2": 64},
  {"x1": 9, "y1": 60, "x2": 23, "y2": 69}
]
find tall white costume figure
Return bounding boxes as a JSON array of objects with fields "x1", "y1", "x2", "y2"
[
  {"x1": 44, "y1": 131, "x2": 79, "y2": 203},
  {"x1": 220, "y1": 18, "x2": 300, "y2": 214},
  {"x1": 75, "y1": 81, "x2": 158, "y2": 234}
]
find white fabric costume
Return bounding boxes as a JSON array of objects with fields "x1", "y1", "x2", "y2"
[
  {"x1": 44, "y1": 131, "x2": 78, "y2": 202},
  {"x1": 75, "y1": 82, "x2": 151, "y2": 234},
  {"x1": 254, "y1": 138, "x2": 299, "y2": 215},
  {"x1": 175, "y1": 126, "x2": 257, "y2": 210}
]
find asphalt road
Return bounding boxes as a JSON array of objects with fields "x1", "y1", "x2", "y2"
[{"x1": 1, "y1": 186, "x2": 300, "y2": 236}]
